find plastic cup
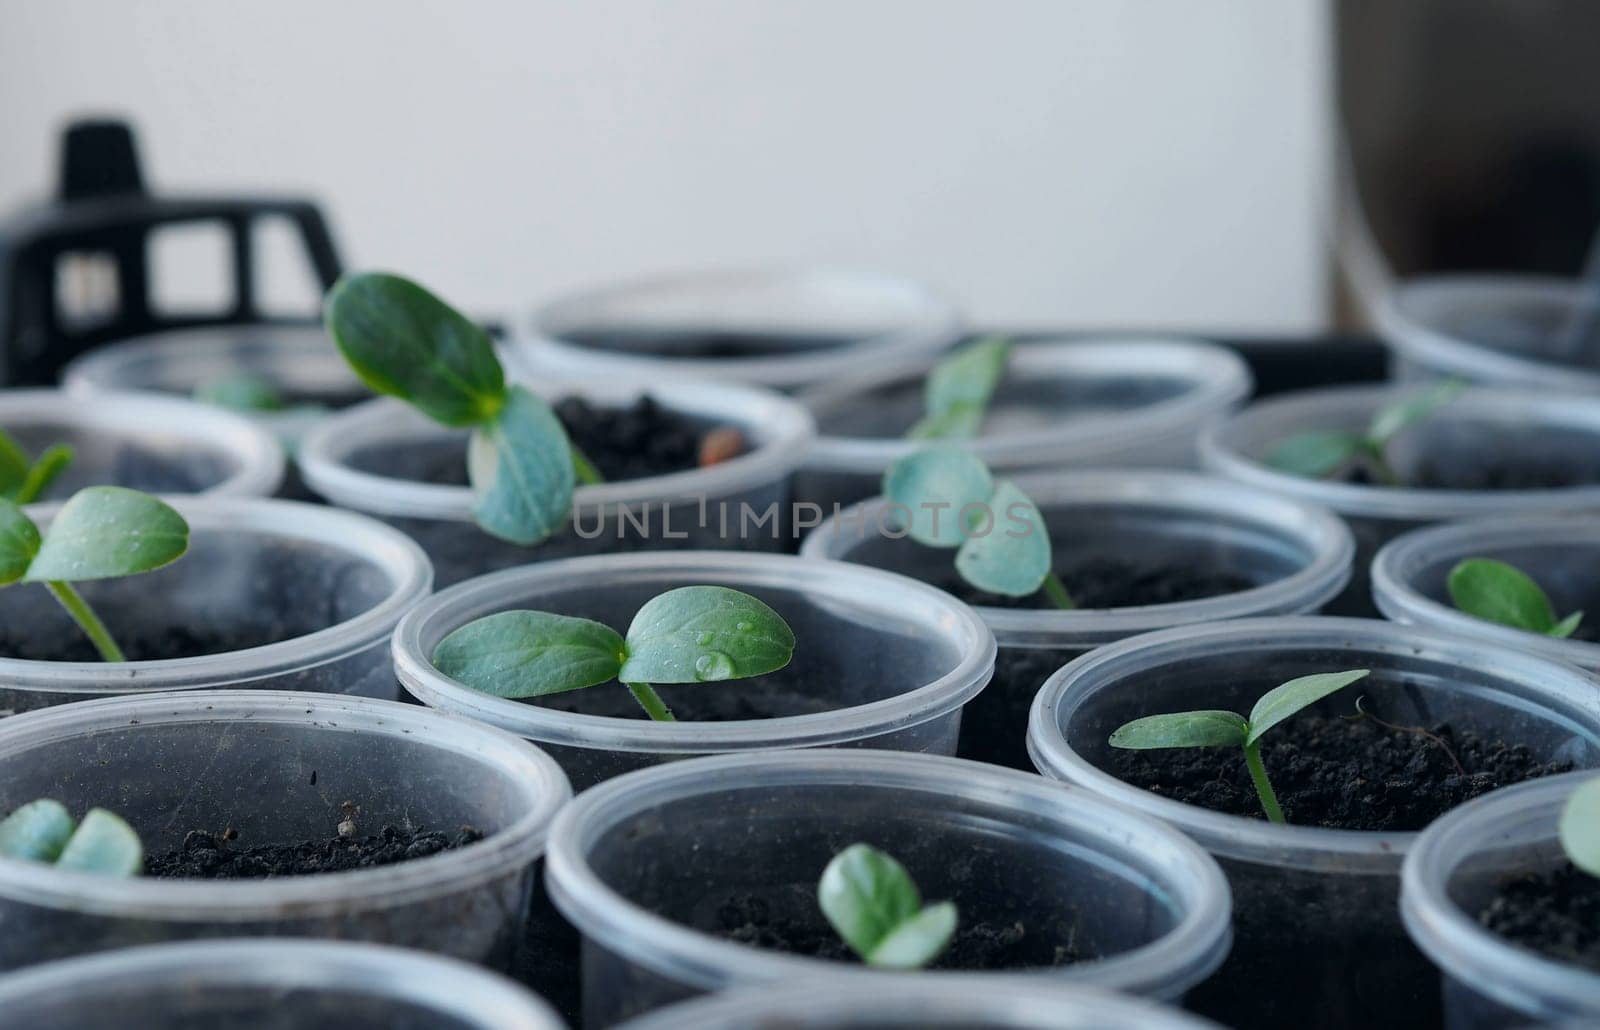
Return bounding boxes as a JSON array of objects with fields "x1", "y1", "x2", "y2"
[
  {"x1": 1373, "y1": 513, "x2": 1600, "y2": 674},
  {"x1": 1028, "y1": 615, "x2": 1600, "y2": 1029},
  {"x1": 394, "y1": 551, "x2": 996, "y2": 792},
  {"x1": 0, "y1": 690, "x2": 571, "y2": 971},
  {"x1": 544, "y1": 749, "x2": 1232, "y2": 1027},
  {"x1": 517, "y1": 265, "x2": 963, "y2": 392},
  {"x1": 1402, "y1": 772, "x2": 1600, "y2": 1029},
  {"x1": 298, "y1": 377, "x2": 815, "y2": 587},
  {"x1": 800, "y1": 470, "x2": 1352, "y2": 769},
  {"x1": 1199, "y1": 384, "x2": 1600, "y2": 615},
  {"x1": 0, "y1": 387, "x2": 283, "y2": 498},
  {"x1": 793, "y1": 337, "x2": 1252, "y2": 513},
  {"x1": 0, "y1": 937, "x2": 564, "y2": 1029},
  {"x1": 1378, "y1": 274, "x2": 1600, "y2": 394},
  {"x1": 616, "y1": 980, "x2": 1221, "y2": 1029},
  {"x1": 0, "y1": 496, "x2": 432, "y2": 711}
]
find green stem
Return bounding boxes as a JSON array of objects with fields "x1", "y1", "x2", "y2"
[
  {"x1": 1243, "y1": 741, "x2": 1284, "y2": 824},
  {"x1": 570, "y1": 445, "x2": 604, "y2": 486},
  {"x1": 1361, "y1": 440, "x2": 1401, "y2": 487},
  {"x1": 625, "y1": 682, "x2": 676, "y2": 722},
  {"x1": 14, "y1": 446, "x2": 73, "y2": 505},
  {"x1": 1041, "y1": 572, "x2": 1075, "y2": 610},
  {"x1": 45, "y1": 581, "x2": 124, "y2": 662}
]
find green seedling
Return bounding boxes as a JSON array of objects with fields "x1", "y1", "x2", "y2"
[
  {"x1": 324, "y1": 271, "x2": 602, "y2": 546},
  {"x1": 1559, "y1": 776, "x2": 1600, "y2": 878},
  {"x1": 432, "y1": 585, "x2": 794, "y2": 722},
  {"x1": 908, "y1": 336, "x2": 1011, "y2": 440},
  {"x1": 1109, "y1": 668, "x2": 1371, "y2": 823},
  {"x1": 0, "y1": 799, "x2": 142, "y2": 876},
  {"x1": 194, "y1": 374, "x2": 290, "y2": 412},
  {"x1": 1447, "y1": 558, "x2": 1583, "y2": 639},
  {"x1": 882, "y1": 446, "x2": 1073, "y2": 608},
  {"x1": 0, "y1": 486, "x2": 189, "y2": 662},
  {"x1": 818, "y1": 843, "x2": 957, "y2": 968},
  {"x1": 1268, "y1": 379, "x2": 1465, "y2": 484},
  {"x1": 0, "y1": 428, "x2": 73, "y2": 505}
]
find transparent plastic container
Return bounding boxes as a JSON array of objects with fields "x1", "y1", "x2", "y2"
[
  {"x1": 1028, "y1": 616, "x2": 1600, "y2": 1030},
  {"x1": 1402, "y1": 772, "x2": 1600, "y2": 1029},
  {"x1": 0, "y1": 937, "x2": 564, "y2": 1029},
  {"x1": 1378, "y1": 274, "x2": 1600, "y2": 394},
  {"x1": 61, "y1": 324, "x2": 366, "y2": 449},
  {"x1": 794, "y1": 338, "x2": 1252, "y2": 512},
  {"x1": 517, "y1": 265, "x2": 963, "y2": 391},
  {"x1": 0, "y1": 496, "x2": 432, "y2": 711},
  {"x1": 1199, "y1": 384, "x2": 1600, "y2": 615},
  {"x1": 801, "y1": 470, "x2": 1353, "y2": 770},
  {"x1": 0, "y1": 387, "x2": 283, "y2": 499},
  {"x1": 617, "y1": 979, "x2": 1221, "y2": 1029},
  {"x1": 544, "y1": 749, "x2": 1232, "y2": 1027},
  {"x1": 1373, "y1": 513, "x2": 1600, "y2": 674},
  {"x1": 395, "y1": 551, "x2": 996, "y2": 792},
  {"x1": 0, "y1": 690, "x2": 572, "y2": 971},
  {"x1": 299, "y1": 377, "x2": 815, "y2": 587}
]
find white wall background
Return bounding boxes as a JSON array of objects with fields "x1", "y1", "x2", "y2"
[{"x1": 0, "y1": 1, "x2": 1331, "y2": 332}]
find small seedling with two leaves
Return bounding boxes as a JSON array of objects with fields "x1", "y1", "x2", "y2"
[
  {"x1": 908, "y1": 337, "x2": 1011, "y2": 440},
  {"x1": 0, "y1": 428, "x2": 73, "y2": 505},
  {"x1": 325, "y1": 272, "x2": 603, "y2": 546},
  {"x1": 1447, "y1": 558, "x2": 1583, "y2": 639},
  {"x1": 1268, "y1": 379, "x2": 1464, "y2": 484},
  {"x1": 0, "y1": 487, "x2": 189, "y2": 662},
  {"x1": 0, "y1": 799, "x2": 142, "y2": 876},
  {"x1": 432, "y1": 585, "x2": 795, "y2": 722},
  {"x1": 818, "y1": 843, "x2": 956, "y2": 968},
  {"x1": 881, "y1": 446, "x2": 1074, "y2": 609},
  {"x1": 1559, "y1": 777, "x2": 1600, "y2": 879},
  {"x1": 1110, "y1": 669, "x2": 1370, "y2": 823},
  {"x1": 195, "y1": 374, "x2": 330, "y2": 419}
]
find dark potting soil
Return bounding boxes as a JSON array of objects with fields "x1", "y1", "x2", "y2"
[
  {"x1": 400, "y1": 395, "x2": 729, "y2": 485},
  {"x1": 957, "y1": 646, "x2": 1072, "y2": 771},
  {"x1": 527, "y1": 680, "x2": 836, "y2": 722},
  {"x1": 939, "y1": 555, "x2": 1257, "y2": 611},
  {"x1": 1479, "y1": 864, "x2": 1600, "y2": 972},
  {"x1": 558, "y1": 328, "x2": 854, "y2": 360},
  {"x1": 710, "y1": 885, "x2": 1081, "y2": 970},
  {"x1": 145, "y1": 822, "x2": 483, "y2": 879},
  {"x1": 1338, "y1": 459, "x2": 1594, "y2": 491},
  {"x1": 1112, "y1": 713, "x2": 1571, "y2": 831},
  {"x1": 0, "y1": 624, "x2": 292, "y2": 663}
]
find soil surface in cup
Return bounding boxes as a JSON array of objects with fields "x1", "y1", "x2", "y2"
[
  {"x1": 1336, "y1": 459, "x2": 1595, "y2": 490},
  {"x1": 709, "y1": 884, "x2": 1081, "y2": 970},
  {"x1": 557, "y1": 328, "x2": 856, "y2": 359},
  {"x1": 1479, "y1": 864, "x2": 1600, "y2": 972},
  {"x1": 145, "y1": 815, "x2": 483, "y2": 879},
  {"x1": 938, "y1": 555, "x2": 1257, "y2": 611},
  {"x1": 349, "y1": 395, "x2": 739, "y2": 484},
  {"x1": 1111, "y1": 711, "x2": 1571, "y2": 831},
  {"x1": 0, "y1": 624, "x2": 297, "y2": 662},
  {"x1": 525, "y1": 678, "x2": 836, "y2": 721}
]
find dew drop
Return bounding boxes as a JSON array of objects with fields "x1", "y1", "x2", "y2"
[
  {"x1": 694, "y1": 651, "x2": 735, "y2": 681},
  {"x1": 695, "y1": 631, "x2": 714, "y2": 647},
  {"x1": 735, "y1": 622, "x2": 751, "y2": 633}
]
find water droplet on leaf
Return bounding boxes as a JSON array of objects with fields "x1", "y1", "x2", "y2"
[{"x1": 694, "y1": 651, "x2": 735, "y2": 681}]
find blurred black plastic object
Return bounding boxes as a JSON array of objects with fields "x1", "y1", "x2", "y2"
[{"x1": 0, "y1": 119, "x2": 342, "y2": 386}]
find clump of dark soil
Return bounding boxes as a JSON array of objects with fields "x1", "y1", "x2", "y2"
[
  {"x1": 710, "y1": 885, "x2": 1080, "y2": 970},
  {"x1": 940, "y1": 555, "x2": 1257, "y2": 611},
  {"x1": 0, "y1": 625, "x2": 288, "y2": 663},
  {"x1": 1112, "y1": 712, "x2": 1571, "y2": 831},
  {"x1": 554, "y1": 395, "x2": 721, "y2": 481},
  {"x1": 1479, "y1": 865, "x2": 1600, "y2": 972},
  {"x1": 146, "y1": 815, "x2": 483, "y2": 880},
  {"x1": 1338, "y1": 460, "x2": 1593, "y2": 491}
]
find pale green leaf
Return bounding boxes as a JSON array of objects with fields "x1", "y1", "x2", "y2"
[
  {"x1": 1266, "y1": 431, "x2": 1363, "y2": 479},
  {"x1": 1448, "y1": 558, "x2": 1568, "y2": 636},
  {"x1": 0, "y1": 799, "x2": 74, "y2": 862},
  {"x1": 618, "y1": 586, "x2": 795, "y2": 684},
  {"x1": 432, "y1": 610, "x2": 625, "y2": 698},
  {"x1": 881, "y1": 447, "x2": 994, "y2": 548},
  {"x1": 195, "y1": 374, "x2": 286, "y2": 412},
  {"x1": 954, "y1": 478, "x2": 1051, "y2": 597},
  {"x1": 0, "y1": 500, "x2": 41, "y2": 585},
  {"x1": 818, "y1": 843, "x2": 955, "y2": 968},
  {"x1": 54, "y1": 808, "x2": 142, "y2": 877},
  {"x1": 1109, "y1": 710, "x2": 1249, "y2": 750},
  {"x1": 468, "y1": 386, "x2": 576, "y2": 546},
  {"x1": 1559, "y1": 777, "x2": 1600, "y2": 878},
  {"x1": 1552, "y1": 610, "x2": 1585, "y2": 639},
  {"x1": 868, "y1": 901, "x2": 958, "y2": 968},
  {"x1": 24, "y1": 487, "x2": 188, "y2": 583},
  {"x1": 15, "y1": 445, "x2": 74, "y2": 505},
  {"x1": 909, "y1": 337, "x2": 1011, "y2": 441},
  {"x1": 0, "y1": 429, "x2": 29, "y2": 500},
  {"x1": 1367, "y1": 378, "x2": 1465, "y2": 445},
  {"x1": 1246, "y1": 669, "x2": 1370, "y2": 746}
]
